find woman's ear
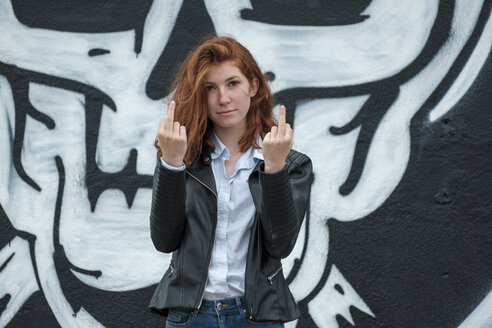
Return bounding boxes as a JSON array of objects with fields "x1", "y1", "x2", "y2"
[{"x1": 250, "y1": 78, "x2": 259, "y2": 97}]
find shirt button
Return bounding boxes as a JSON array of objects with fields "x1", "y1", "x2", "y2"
[{"x1": 217, "y1": 302, "x2": 223, "y2": 310}]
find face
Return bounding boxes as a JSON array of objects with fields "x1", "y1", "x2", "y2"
[{"x1": 205, "y1": 60, "x2": 258, "y2": 135}]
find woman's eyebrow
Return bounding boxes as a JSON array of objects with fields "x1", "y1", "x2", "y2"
[{"x1": 205, "y1": 76, "x2": 241, "y2": 84}]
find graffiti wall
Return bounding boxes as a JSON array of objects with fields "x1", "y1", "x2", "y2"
[{"x1": 1, "y1": 0, "x2": 491, "y2": 327}]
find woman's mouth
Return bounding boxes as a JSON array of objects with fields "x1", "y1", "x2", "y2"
[{"x1": 218, "y1": 109, "x2": 236, "y2": 115}]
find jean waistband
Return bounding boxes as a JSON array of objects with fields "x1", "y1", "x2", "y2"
[{"x1": 198, "y1": 296, "x2": 247, "y2": 315}]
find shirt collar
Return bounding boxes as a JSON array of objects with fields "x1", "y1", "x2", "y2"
[
  {"x1": 211, "y1": 133, "x2": 264, "y2": 163},
  {"x1": 211, "y1": 133, "x2": 228, "y2": 160},
  {"x1": 253, "y1": 138, "x2": 264, "y2": 161}
]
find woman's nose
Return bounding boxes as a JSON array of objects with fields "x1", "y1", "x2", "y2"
[{"x1": 218, "y1": 89, "x2": 231, "y2": 104}]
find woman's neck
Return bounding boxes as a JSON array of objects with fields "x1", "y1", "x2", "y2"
[{"x1": 213, "y1": 126, "x2": 245, "y2": 155}]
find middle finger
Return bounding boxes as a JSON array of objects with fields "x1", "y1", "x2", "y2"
[{"x1": 278, "y1": 105, "x2": 286, "y2": 135}]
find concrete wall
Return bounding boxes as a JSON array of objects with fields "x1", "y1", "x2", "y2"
[{"x1": 1, "y1": 1, "x2": 491, "y2": 327}]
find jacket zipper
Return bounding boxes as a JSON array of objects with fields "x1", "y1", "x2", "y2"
[
  {"x1": 187, "y1": 170, "x2": 218, "y2": 310},
  {"x1": 246, "y1": 167, "x2": 262, "y2": 321},
  {"x1": 168, "y1": 262, "x2": 175, "y2": 277},
  {"x1": 267, "y1": 265, "x2": 282, "y2": 284}
]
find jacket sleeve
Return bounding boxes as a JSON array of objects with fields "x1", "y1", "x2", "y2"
[
  {"x1": 258, "y1": 150, "x2": 313, "y2": 259},
  {"x1": 149, "y1": 160, "x2": 186, "y2": 253}
]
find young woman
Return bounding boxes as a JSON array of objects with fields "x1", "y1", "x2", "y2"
[{"x1": 149, "y1": 35, "x2": 313, "y2": 327}]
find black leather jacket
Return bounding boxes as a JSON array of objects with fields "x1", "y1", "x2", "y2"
[{"x1": 148, "y1": 148, "x2": 313, "y2": 322}]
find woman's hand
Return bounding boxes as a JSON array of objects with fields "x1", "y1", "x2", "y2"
[
  {"x1": 263, "y1": 105, "x2": 293, "y2": 173},
  {"x1": 157, "y1": 101, "x2": 187, "y2": 167}
]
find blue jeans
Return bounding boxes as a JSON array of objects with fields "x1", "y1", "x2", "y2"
[{"x1": 165, "y1": 297, "x2": 285, "y2": 327}]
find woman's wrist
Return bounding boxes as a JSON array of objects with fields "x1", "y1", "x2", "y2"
[
  {"x1": 161, "y1": 155, "x2": 184, "y2": 168},
  {"x1": 264, "y1": 162, "x2": 286, "y2": 174}
]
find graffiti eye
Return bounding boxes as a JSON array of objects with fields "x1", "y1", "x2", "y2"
[
  {"x1": 240, "y1": 0, "x2": 372, "y2": 26},
  {"x1": 10, "y1": 0, "x2": 154, "y2": 54},
  {"x1": 10, "y1": 0, "x2": 153, "y2": 32}
]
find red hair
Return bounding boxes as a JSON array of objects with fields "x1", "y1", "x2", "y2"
[{"x1": 155, "y1": 35, "x2": 275, "y2": 166}]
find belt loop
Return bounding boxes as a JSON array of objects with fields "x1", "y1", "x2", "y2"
[
  {"x1": 235, "y1": 297, "x2": 246, "y2": 315},
  {"x1": 235, "y1": 297, "x2": 242, "y2": 309}
]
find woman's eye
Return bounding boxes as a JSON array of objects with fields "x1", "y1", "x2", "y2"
[
  {"x1": 229, "y1": 81, "x2": 239, "y2": 87},
  {"x1": 206, "y1": 85, "x2": 215, "y2": 91}
]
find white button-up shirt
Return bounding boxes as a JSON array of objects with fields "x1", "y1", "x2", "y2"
[
  {"x1": 204, "y1": 134, "x2": 262, "y2": 300},
  {"x1": 160, "y1": 134, "x2": 263, "y2": 300}
]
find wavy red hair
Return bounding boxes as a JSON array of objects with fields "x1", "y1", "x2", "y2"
[{"x1": 154, "y1": 35, "x2": 275, "y2": 166}]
